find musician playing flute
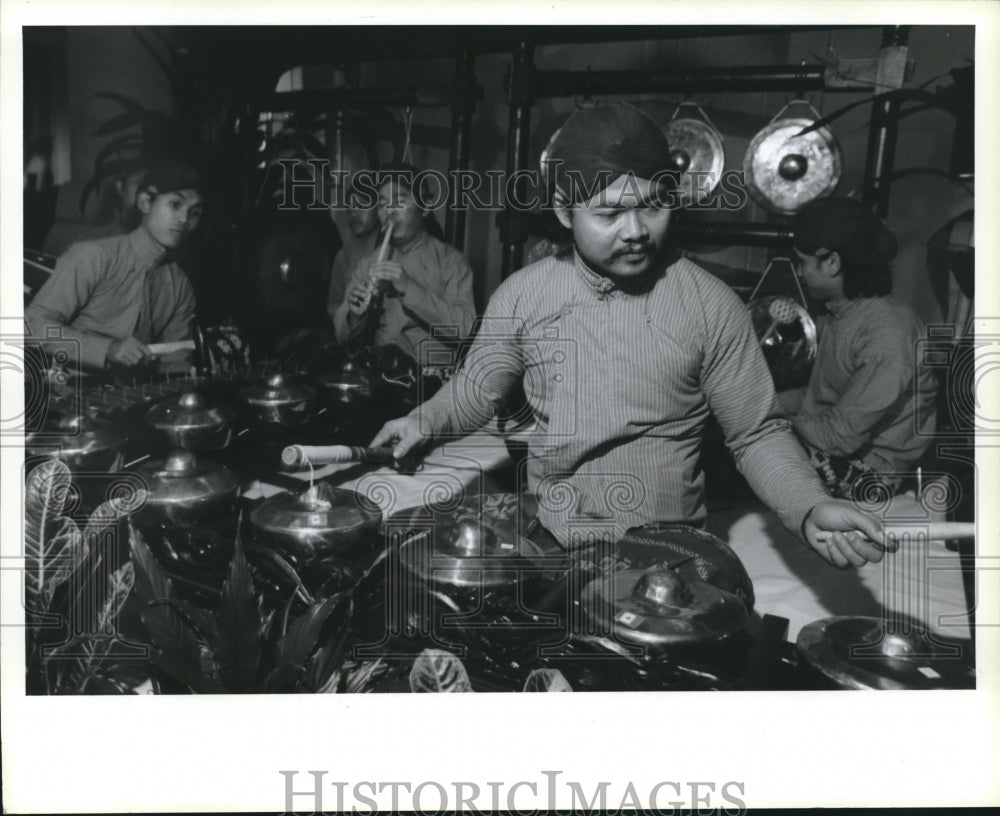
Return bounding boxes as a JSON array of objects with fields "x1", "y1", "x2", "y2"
[
  {"x1": 333, "y1": 167, "x2": 476, "y2": 362},
  {"x1": 25, "y1": 158, "x2": 204, "y2": 376},
  {"x1": 371, "y1": 103, "x2": 888, "y2": 568},
  {"x1": 326, "y1": 181, "x2": 382, "y2": 325}
]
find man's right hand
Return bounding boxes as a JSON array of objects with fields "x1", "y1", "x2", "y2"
[
  {"x1": 346, "y1": 279, "x2": 374, "y2": 317},
  {"x1": 370, "y1": 416, "x2": 432, "y2": 463},
  {"x1": 106, "y1": 337, "x2": 152, "y2": 367}
]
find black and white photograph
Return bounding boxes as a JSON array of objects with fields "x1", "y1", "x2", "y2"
[{"x1": 2, "y1": 2, "x2": 999, "y2": 813}]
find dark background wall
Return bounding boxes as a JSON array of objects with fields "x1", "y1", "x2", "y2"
[{"x1": 29, "y1": 25, "x2": 974, "y2": 325}]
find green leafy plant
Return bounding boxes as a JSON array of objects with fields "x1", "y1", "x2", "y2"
[
  {"x1": 79, "y1": 91, "x2": 191, "y2": 213},
  {"x1": 128, "y1": 523, "x2": 352, "y2": 693},
  {"x1": 25, "y1": 459, "x2": 145, "y2": 694},
  {"x1": 408, "y1": 649, "x2": 573, "y2": 693},
  {"x1": 79, "y1": 27, "x2": 211, "y2": 214}
]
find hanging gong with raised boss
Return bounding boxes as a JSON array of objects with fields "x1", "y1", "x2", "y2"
[
  {"x1": 743, "y1": 100, "x2": 843, "y2": 215},
  {"x1": 660, "y1": 102, "x2": 726, "y2": 207}
]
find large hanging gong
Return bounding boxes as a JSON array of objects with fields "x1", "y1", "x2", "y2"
[
  {"x1": 539, "y1": 125, "x2": 562, "y2": 188},
  {"x1": 743, "y1": 100, "x2": 843, "y2": 215},
  {"x1": 660, "y1": 102, "x2": 725, "y2": 206}
]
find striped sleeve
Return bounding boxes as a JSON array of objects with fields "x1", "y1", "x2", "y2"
[
  {"x1": 695, "y1": 271, "x2": 830, "y2": 535},
  {"x1": 407, "y1": 270, "x2": 527, "y2": 439},
  {"x1": 792, "y1": 321, "x2": 915, "y2": 457}
]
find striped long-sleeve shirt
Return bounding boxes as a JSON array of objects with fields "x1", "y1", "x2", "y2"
[
  {"x1": 24, "y1": 228, "x2": 195, "y2": 372},
  {"x1": 413, "y1": 248, "x2": 830, "y2": 546},
  {"x1": 332, "y1": 231, "x2": 476, "y2": 362},
  {"x1": 793, "y1": 296, "x2": 937, "y2": 474}
]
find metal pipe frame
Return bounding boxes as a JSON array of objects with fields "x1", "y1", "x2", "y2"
[
  {"x1": 529, "y1": 64, "x2": 827, "y2": 99},
  {"x1": 500, "y1": 58, "x2": 832, "y2": 277},
  {"x1": 862, "y1": 25, "x2": 911, "y2": 217},
  {"x1": 673, "y1": 222, "x2": 794, "y2": 248},
  {"x1": 446, "y1": 50, "x2": 476, "y2": 250},
  {"x1": 501, "y1": 41, "x2": 534, "y2": 277}
]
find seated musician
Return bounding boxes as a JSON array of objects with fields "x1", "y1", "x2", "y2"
[
  {"x1": 786, "y1": 197, "x2": 938, "y2": 499},
  {"x1": 332, "y1": 167, "x2": 476, "y2": 363},
  {"x1": 327, "y1": 181, "x2": 382, "y2": 325},
  {"x1": 371, "y1": 103, "x2": 887, "y2": 569},
  {"x1": 25, "y1": 158, "x2": 204, "y2": 377}
]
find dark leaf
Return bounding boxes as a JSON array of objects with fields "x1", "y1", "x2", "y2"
[
  {"x1": 129, "y1": 524, "x2": 171, "y2": 604},
  {"x1": 149, "y1": 647, "x2": 220, "y2": 694},
  {"x1": 129, "y1": 525, "x2": 203, "y2": 686},
  {"x1": 315, "y1": 667, "x2": 343, "y2": 694},
  {"x1": 302, "y1": 642, "x2": 337, "y2": 693},
  {"x1": 94, "y1": 110, "x2": 146, "y2": 137},
  {"x1": 101, "y1": 658, "x2": 153, "y2": 691},
  {"x1": 523, "y1": 668, "x2": 573, "y2": 692},
  {"x1": 24, "y1": 459, "x2": 86, "y2": 616},
  {"x1": 216, "y1": 539, "x2": 261, "y2": 692},
  {"x1": 147, "y1": 26, "x2": 184, "y2": 72},
  {"x1": 96, "y1": 561, "x2": 135, "y2": 635},
  {"x1": 344, "y1": 658, "x2": 389, "y2": 694},
  {"x1": 263, "y1": 592, "x2": 351, "y2": 692},
  {"x1": 93, "y1": 133, "x2": 144, "y2": 169},
  {"x1": 83, "y1": 497, "x2": 133, "y2": 547},
  {"x1": 794, "y1": 89, "x2": 951, "y2": 137},
  {"x1": 131, "y1": 27, "x2": 192, "y2": 105},
  {"x1": 77, "y1": 158, "x2": 133, "y2": 211},
  {"x1": 300, "y1": 613, "x2": 352, "y2": 693},
  {"x1": 163, "y1": 597, "x2": 219, "y2": 644},
  {"x1": 77, "y1": 674, "x2": 137, "y2": 695},
  {"x1": 63, "y1": 541, "x2": 111, "y2": 648},
  {"x1": 245, "y1": 542, "x2": 314, "y2": 605},
  {"x1": 408, "y1": 649, "x2": 473, "y2": 693},
  {"x1": 94, "y1": 90, "x2": 147, "y2": 115},
  {"x1": 131, "y1": 27, "x2": 176, "y2": 84}
]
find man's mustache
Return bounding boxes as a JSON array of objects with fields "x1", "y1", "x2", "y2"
[{"x1": 613, "y1": 241, "x2": 655, "y2": 258}]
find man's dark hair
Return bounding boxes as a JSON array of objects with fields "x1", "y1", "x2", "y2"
[
  {"x1": 838, "y1": 255, "x2": 894, "y2": 299},
  {"x1": 793, "y1": 197, "x2": 897, "y2": 301},
  {"x1": 376, "y1": 164, "x2": 427, "y2": 203},
  {"x1": 138, "y1": 157, "x2": 205, "y2": 198}
]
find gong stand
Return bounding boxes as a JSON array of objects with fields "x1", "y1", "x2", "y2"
[
  {"x1": 235, "y1": 54, "x2": 481, "y2": 251},
  {"x1": 501, "y1": 26, "x2": 913, "y2": 276}
]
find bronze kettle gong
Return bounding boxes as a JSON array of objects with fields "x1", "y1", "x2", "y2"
[
  {"x1": 250, "y1": 481, "x2": 382, "y2": 562},
  {"x1": 134, "y1": 449, "x2": 241, "y2": 528},
  {"x1": 145, "y1": 390, "x2": 235, "y2": 452}
]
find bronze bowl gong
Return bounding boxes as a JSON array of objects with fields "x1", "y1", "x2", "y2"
[
  {"x1": 579, "y1": 567, "x2": 749, "y2": 649},
  {"x1": 797, "y1": 616, "x2": 975, "y2": 690}
]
